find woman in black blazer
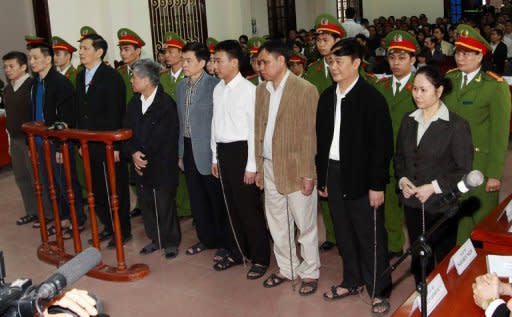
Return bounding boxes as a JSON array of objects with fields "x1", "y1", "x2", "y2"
[{"x1": 394, "y1": 66, "x2": 473, "y2": 283}]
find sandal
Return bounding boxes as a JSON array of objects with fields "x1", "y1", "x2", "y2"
[
  {"x1": 323, "y1": 285, "x2": 364, "y2": 301},
  {"x1": 16, "y1": 215, "x2": 37, "y2": 226},
  {"x1": 33, "y1": 218, "x2": 50, "y2": 228},
  {"x1": 299, "y1": 279, "x2": 318, "y2": 296},
  {"x1": 263, "y1": 273, "x2": 289, "y2": 288},
  {"x1": 47, "y1": 225, "x2": 56, "y2": 236},
  {"x1": 213, "y1": 248, "x2": 230, "y2": 262},
  {"x1": 186, "y1": 242, "x2": 206, "y2": 255},
  {"x1": 372, "y1": 298, "x2": 390, "y2": 315},
  {"x1": 212, "y1": 256, "x2": 241, "y2": 271},
  {"x1": 246, "y1": 264, "x2": 268, "y2": 280}
]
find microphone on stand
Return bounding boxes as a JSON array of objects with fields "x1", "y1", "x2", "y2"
[{"x1": 432, "y1": 170, "x2": 484, "y2": 216}]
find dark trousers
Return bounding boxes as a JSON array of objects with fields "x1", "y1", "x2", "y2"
[
  {"x1": 137, "y1": 184, "x2": 181, "y2": 248},
  {"x1": 404, "y1": 205, "x2": 457, "y2": 284},
  {"x1": 11, "y1": 137, "x2": 37, "y2": 217},
  {"x1": 183, "y1": 137, "x2": 229, "y2": 249},
  {"x1": 217, "y1": 141, "x2": 270, "y2": 265},
  {"x1": 327, "y1": 161, "x2": 391, "y2": 298},
  {"x1": 90, "y1": 159, "x2": 131, "y2": 237},
  {"x1": 36, "y1": 142, "x2": 85, "y2": 223}
]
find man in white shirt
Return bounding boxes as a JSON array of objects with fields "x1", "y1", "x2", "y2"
[
  {"x1": 254, "y1": 40, "x2": 320, "y2": 296},
  {"x1": 210, "y1": 40, "x2": 270, "y2": 277},
  {"x1": 342, "y1": 7, "x2": 369, "y2": 38}
]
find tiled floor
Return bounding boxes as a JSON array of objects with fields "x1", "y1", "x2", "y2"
[{"x1": 1, "y1": 144, "x2": 511, "y2": 317}]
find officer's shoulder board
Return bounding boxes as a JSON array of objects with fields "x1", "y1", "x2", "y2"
[
  {"x1": 308, "y1": 59, "x2": 321, "y2": 68},
  {"x1": 446, "y1": 68, "x2": 458, "y2": 74},
  {"x1": 484, "y1": 71, "x2": 504, "y2": 82},
  {"x1": 376, "y1": 76, "x2": 390, "y2": 84}
]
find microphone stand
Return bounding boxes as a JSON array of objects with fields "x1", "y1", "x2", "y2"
[{"x1": 382, "y1": 205, "x2": 458, "y2": 317}]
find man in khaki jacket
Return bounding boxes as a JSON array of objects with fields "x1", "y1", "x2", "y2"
[{"x1": 254, "y1": 40, "x2": 320, "y2": 296}]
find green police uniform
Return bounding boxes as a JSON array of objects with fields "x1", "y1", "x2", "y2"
[
  {"x1": 52, "y1": 36, "x2": 78, "y2": 87},
  {"x1": 373, "y1": 30, "x2": 420, "y2": 254},
  {"x1": 305, "y1": 14, "x2": 346, "y2": 246},
  {"x1": 117, "y1": 28, "x2": 145, "y2": 104},
  {"x1": 159, "y1": 32, "x2": 191, "y2": 217},
  {"x1": 443, "y1": 24, "x2": 512, "y2": 244}
]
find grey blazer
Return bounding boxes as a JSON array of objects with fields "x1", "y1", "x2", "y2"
[{"x1": 176, "y1": 72, "x2": 219, "y2": 175}]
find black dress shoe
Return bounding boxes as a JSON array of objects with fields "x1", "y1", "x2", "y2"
[
  {"x1": 107, "y1": 234, "x2": 133, "y2": 249},
  {"x1": 388, "y1": 250, "x2": 404, "y2": 259},
  {"x1": 319, "y1": 241, "x2": 336, "y2": 251},
  {"x1": 129, "y1": 208, "x2": 142, "y2": 218},
  {"x1": 88, "y1": 230, "x2": 113, "y2": 245},
  {"x1": 139, "y1": 242, "x2": 159, "y2": 255}
]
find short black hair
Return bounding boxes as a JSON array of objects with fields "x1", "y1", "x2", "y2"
[
  {"x1": 493, "y1": 28, "x2": 504, "y2": 38},
  {"x1": 27, "y1": 43, "x2": 54, "y2": 59},
  {"x1": 239, "y1": 34, "x2": 249, "y2": 43},
  {"x1": 2, "y1": 51, "x2": 28, "y2": 68},
  {"x1": 330, "y1": 38, "x2": 363, "y2": 61},
  {"x1": 182, "y1": 41, "x2": 210, "y2": 63},
  {"x1": 345, "y1": 7, "x2": 356, "y2": 19},
  {"x1": 258, "y1": 40, "x2": 291, "y2": 64},
  {"x1": 215, "y1": 40, "x2": 243, "y2": 63},
  {"x1": 80, "y1": 34, "x2": 108, "y2": 59}
]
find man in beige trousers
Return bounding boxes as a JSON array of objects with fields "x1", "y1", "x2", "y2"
[{"x1": 254, "y1": 40, "x2": 320, "y2": 296}]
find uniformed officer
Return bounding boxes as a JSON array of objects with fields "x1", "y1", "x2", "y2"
[
  {"x1": 117, "y1": 28, "x2": 144, "y2": 104},
  {"x1": 160, "y1": 32, "x2": 186, "y2": 101},
  {"x1": 289, "y1": 52, "x2": 307, "y2": 78},
  {"x1": 246, "y1": 36, "x2": 265, "y2": 85},
  {"x1": 443, "y1": 24, "x2": 511, "y2": 244},
  {"x1": 52, "y1": 36, "x2": 78, "y2": 87},
  {"x1": 116, "y1": 28, "x2": 145, "y2": 218},
  {"x1": 159, "y1": 32, "x2": 191, "y2": 218},
  {"x1": 373, "y1": 30, "x2": 419, "y2": 258},
  {"x1": 206, "y1": 37, "x2": 218, "y2": 76},
  {"x1": 305, "y1": 14, "x2": 345, "y2": 251}
]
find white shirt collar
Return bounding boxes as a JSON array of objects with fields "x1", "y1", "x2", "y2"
[
  {"x1": 336, "y1": 76, "x2": 359, "y2": 98},
  {"x1": 86, "y1": 61, "x2": 102, "y2": 73},
  {"x1": 221, "y1": 72, "x2": 243, "y2": 89},
  {"x1": 58, "y1": 64, "x2": 71, "y2": 75},
  {"x1": 140, "y1": 86, "x2": 158, "y2": 114},
  {"x1": 409, "y1": 102, "x2": 450, "y2": 122},
  {"x1": 392, "y1": 72, "x2": 412, "y2": 93},
  {"x1": 11, "y1": 73, "x2": 30, "y2": 92},
  {"x1": 170, "y1": 67, "x2": 182, "y2": 79},
  {"x1": 266, "y1": 70, "x2": 291, "y2": 93},
  {"x1": 462, "y1": 67, "x2": 481, "y2": 85}
]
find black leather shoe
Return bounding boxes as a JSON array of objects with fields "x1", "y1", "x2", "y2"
[
  {"x1": 388, "y1": 250, "x2": 404, "y2": 259},
  {"x1": 319, "y1": 241, "x2": 336, "y2": 251},
  {"x1": 88, "y1": 230, "x2": 112, "y2": 245},
  {"x1": 140, "y1": 242, "x2": 159, "y2": 255},
  {"x1": 107, "y1": 234, "x2": 133, "y2": 249},
  {"x1": 129, "y1": 208, "x2": 142, "y2": 218}
]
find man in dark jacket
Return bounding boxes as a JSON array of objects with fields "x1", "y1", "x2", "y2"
[
  {"x1": 26, "y1": 37, "x2": 85, "y2": 232},
  {"x1": 315, "y1": 39, "x2": 393, "y2": 314},
  {"x1": 123, "y1": 59, "x2": 181, "y2": 259},
  {"x1": 76, "y1": 33, "x2": 131, "y2": 248}
]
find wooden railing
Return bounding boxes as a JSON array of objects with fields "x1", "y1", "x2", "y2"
[{"x1": 22, "y1": 121, "x2": 149, "y2": 282}]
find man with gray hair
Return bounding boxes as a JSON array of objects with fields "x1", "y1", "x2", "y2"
[{"x1": 123, "y1": 59, "x2": 181, "y2": 259}]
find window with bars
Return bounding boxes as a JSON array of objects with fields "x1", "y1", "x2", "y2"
[
  {"x1": 336, "y1": 0, "x2": 363, "y2": 21},
  {"x1": 267, "y1": 0, "x2": 297, "y2": 38},
  {"x1": 147, "y1": 0, "x2": 208, "y2": 59},
  {"x1": 450, "y1": 0, "x2": 462, "y2": 24}
]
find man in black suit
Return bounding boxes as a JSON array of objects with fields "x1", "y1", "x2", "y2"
[
  {"x1": 26, "y1": 38, "x2": 85, "y2": 231},
  {"x1": 76, "y1": 33, "x2": 131, "y2": 248},
  {"x1": 316, "y1": 38, "x2": 393, "y2": 314},
  {"x1": 490, "y1": 28, "x2": 508, "y2": 75},
  {"x1": 123, "y1": 59, "x2": 181, "y2": 259}
]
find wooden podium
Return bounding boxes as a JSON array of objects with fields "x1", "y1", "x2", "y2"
[
  {"x1": 471, "y1": 193, "x2": 512, "y2": 253},
  {"x1": 392, "y1": 247, "x2": 490, "y2": 316}
]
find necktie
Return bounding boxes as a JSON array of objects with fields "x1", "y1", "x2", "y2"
[
  {"x1": 394, "y1": 81, "x2": 401, "y2": 96},
  {"x1": 462, "y1": 74, "x2": 468, "y2": 88}
]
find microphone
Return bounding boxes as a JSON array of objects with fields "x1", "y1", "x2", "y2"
[
  {"x1": 433, "y1": 170, "x2": 484, "y2": 214},
  {"x1": 36, "y1": 247, "x2": 101, "y2": 300}
]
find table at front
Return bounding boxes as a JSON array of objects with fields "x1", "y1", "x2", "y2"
[
  {"x1": 471, "y1": 193, "x2": 512, "y2": 254},
  {"x1": 391, "y1": 248, "x2": 490, "y2": 317}
]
